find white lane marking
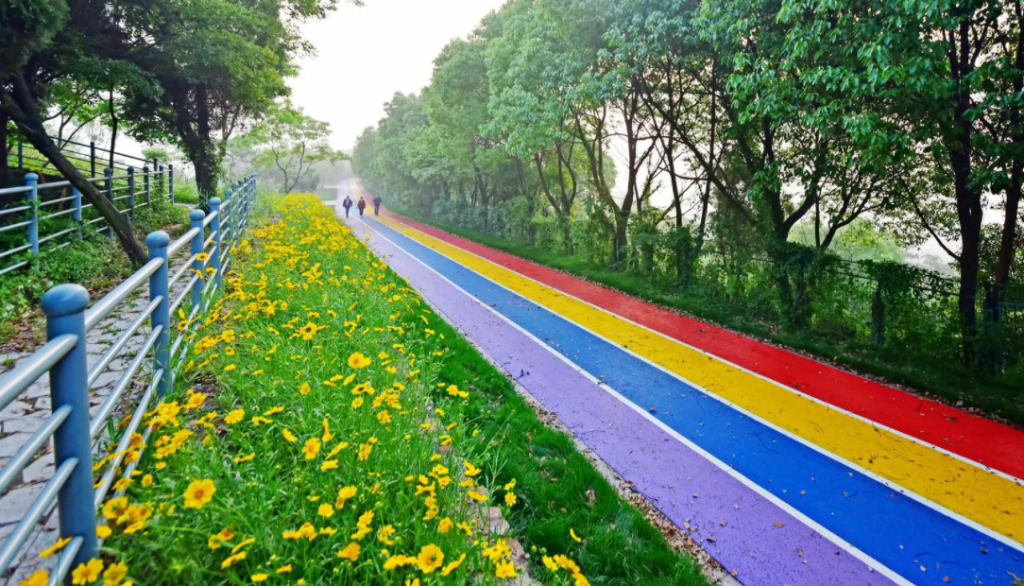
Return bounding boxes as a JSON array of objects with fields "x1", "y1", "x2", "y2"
[
  {"x1": 376, "y1": 214, "x2": 1024, "y2": 554},
  {"x1": 350, "y1": 215, "x2": 915, "y2": 586}
]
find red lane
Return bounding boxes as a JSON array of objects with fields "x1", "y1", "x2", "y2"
[{"x1": 381, "y1": 208, "x2": 1024, "y2": 480}]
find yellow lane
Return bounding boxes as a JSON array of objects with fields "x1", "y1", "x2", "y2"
[{"x1": 377, "y1": 215, "x2": 1024, "y2": 542}]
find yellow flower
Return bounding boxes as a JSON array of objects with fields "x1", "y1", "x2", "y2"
[
  {"x1": 224, "y1": 409, "x2": 245, "y2": 424},
  {"x1": 570, "y1": 528, "x2": 582, "y2": 542},
  {"x1": 495, "y1": 559, "x2": 517, "y2": 579},
  {"x1": 18, "y1": 570, "x2": 48, "y2": 586},
  {"x1": 376, "y1": 524, "x2": 395, "y2": 545},
  {"x1": 183, "y1": 479, "x2": 216, "y2": 509},
  {"x1": 299, "y1": 382, "x2": 311, "y2": 395},
  {"x1": 234, "y1": 452, "x2": 255, "y2": 463},
  {"x1": 251, "y1": 574, "x2": 268, "y2": 583},
  {"x1": 275, "y1": 565, "x2": 292, "y2": 574},
  {"x1": 71, "y1": 558, "x2": 103, "y2": 585},
  {"x1": 39, "y1": 536, "x2": 71, "y2": 558},
  {"x1": 232, "y1": 537, "x2": 255, "y2": 553},
  {"x1": 542, "y1": 556, "x2": 559, "y2": 571},
  {"x1": 347, "y1": 352, "x2": 371, "y2": 369},
  {"x1": 221, "y1": 551, "x2": 246, "y2": 569},
  {"x1": 351, "y1": 397, "x2": 364, "y2": 408},
  {"x1": 141, "y1": 474, "x2": 153, "y2": 487},
  {"x1": 263, "y1": 405, "x2": 284, "y2": 416},
  {"x1": 383, "y1": 554, "x2": 415, "y2": 570},
  {"x1": 416, "y1": 544, "x2": 444, "y2": 573},
  {"x1": 102, "y1": 562, "x2": 128, "y2": 586},
  {"x1": 554, "y1": 555, "x2": 580, "y2": 574},
  {"x1": 463, "y1": 460, "x2": 481, "y2": 477},
  {"x1": 96, "y1": 525, "x2": 112, "y2": 539},
  {"x1": 357, "y1": 443, "x2": 372, "y2": 461},
  {"x1": 320, "y1": 459, "x2": 338, "y2": 471},
  {"x1": 302, "y1": 438, "x2": 321, "y2": 460},
  {"x1": 195, "y1": 252, "x2": 210, "y2": 262},
  {"x1": 376, "y1": 410, "x2": 391, "y2": 424},
  {"x1": 335, "y1": 486, "x2": 357, "y2": 509},
  {"x1": 440, "y1": 552, "x2": 466, "y2": 576},
  {"x1": 318, "y1": 503, "x2": 335, "y2": 518},
  {"x1": 505, "y1": 491, "x2": 517, "y2": 507},
  {"x1": 336, "y1": 542, "x2": 361, "y2": 561},
  {"x1": 467, "y1": 489, "x2": 487, "y2": 503},
  {"x1": 207, "y1": 529, "x2": 234, "y2": 550},
  {"x1": 437, "y1": 518, "x2": 453, "y2": 534},
  {"x1": 282, "y1": 429, "x2": 297, "y2": 443}
]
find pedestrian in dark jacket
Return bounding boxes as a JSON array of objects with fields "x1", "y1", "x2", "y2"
[
  {"x1": 342, "y1": 196, "x2": 353, "y2": 218},
  {"x1": 372, "y1": 195, "x2": 382, "y2": 216},
  {"x1": 357, "y1": 197, "x2": 367, "y2": 217}
]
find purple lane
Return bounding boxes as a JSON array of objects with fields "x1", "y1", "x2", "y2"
[{"x1": 343, "y1": 215, "x2": 895, "y2": 586}]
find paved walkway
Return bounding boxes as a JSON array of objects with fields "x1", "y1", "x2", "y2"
[
  {"x1": 0, "y1": 253, "x2": 192, "y2": 584},
  {"x1": 340, "y1": 180, "x2": 1024, "y2": 586}
]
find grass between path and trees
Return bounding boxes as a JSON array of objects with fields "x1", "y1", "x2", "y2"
[
  {"x1": 388, "y1": 207, "x2": 1024, "y2": 429},
  {"x1": 31, "y1": 195, "x2": 707, "y2": 586}
]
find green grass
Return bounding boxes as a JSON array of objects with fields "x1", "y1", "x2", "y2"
[{"x1": 390, "y1": 207, "x2": 1024, "y2": 428}]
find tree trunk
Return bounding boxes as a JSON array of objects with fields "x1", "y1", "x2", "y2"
[
  {"x1": 3, "y1": 75, "x2": 146, "y2": 264},
  {"x1": 108, "y1": 86, "x2": 118, "y2": 170},
  {"x1": 0, "y1": 108, "x2": 9, "y2": 187}
]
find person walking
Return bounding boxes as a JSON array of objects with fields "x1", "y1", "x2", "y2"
[
  {"x1": 357, "y1": 197, "x2": 367, "y2": 217},
  {"x1": 372, "y1": 195, "x2": 382, "y2": 216},
  {"x1": 342, "y1": 195, "x2": 353, "y2": 218}
]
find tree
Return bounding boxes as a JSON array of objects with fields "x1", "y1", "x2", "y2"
[
  {"x1": 244, "y1": 100, "x2": 345, "y2": 194},
  {"x1": 1, "y1": 0, "x2": 155, "y2": 263}
]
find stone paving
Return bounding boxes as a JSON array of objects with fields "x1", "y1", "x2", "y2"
[{"x1": 0, "y1": 254, "x2": 194, "y2": 585}]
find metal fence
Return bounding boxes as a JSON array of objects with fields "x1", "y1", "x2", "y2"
[
  {"x1": 7, "y1": 138, "x2": 157, "y2": 177},
  {"x1": 0, "y1": 174, "x2": 257, "y2": 585},
  {"x1": 0, "y1": 164, "x2": 175, "y2": 277}
]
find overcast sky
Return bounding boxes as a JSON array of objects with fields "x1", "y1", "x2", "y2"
[{"x1": 289, "y1": 0, "x2": 508, "y2": 152}]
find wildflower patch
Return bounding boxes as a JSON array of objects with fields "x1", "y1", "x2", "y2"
[{"x1": 23, "y1": 194, "x2": 598, "y2": 586}]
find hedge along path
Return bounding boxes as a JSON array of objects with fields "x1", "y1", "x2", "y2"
[
  {"x1": 353, "y1": 211, "x2": 1024, "y2": 586},
  {"x1": 26, "y1": 195, "x2": 602, "y2": 586}
]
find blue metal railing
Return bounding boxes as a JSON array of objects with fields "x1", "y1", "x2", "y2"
[
  {"x1": 0, "y1": 164, "x2": 176, "y2": 277},
  {"x1": 0, "y1": 174, "x2": 257, "y2": 585}
]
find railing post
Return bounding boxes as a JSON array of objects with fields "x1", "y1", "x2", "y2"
[
  {"x1": 190, "y1": 209, "x2": 205, "y2": 312},
  {"x1": 89, "y1": 141, "x2": 96, "y2": 178},
  {"x1": 17, "y1": 140, "x2": 24, "y2": 169},
  {"x1": 26, "y1": 173, "x2": 38, "y2": 257},
  {"x1": 168, "y1": 164, "x2": 174, "y2": 203},
  {"x1": 72, "y1": 186, "x2": 83, "y2": 239},
  {"x1": 210, "y1": 196, "x2": 224, "y2": 289},
  {"x1": 126, "y1": 167, "x2": 135, "y2": 220},
  {"x1": 147, "y1": 232, "x2": 172, "y2": 397},
  {"x1": 40, "y1": 284, "x2": 98, "y2": 577},
  {"x1": 143, "y1": 166, "x2": 151, "y2": 206}
]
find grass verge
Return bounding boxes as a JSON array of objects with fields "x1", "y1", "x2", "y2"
[
  {"x1": 37, "y1": 195, "x2": 706, "y2": 586},
  {"x1": 388, "y1": 207, "x2": 1024, "y2": 428}
]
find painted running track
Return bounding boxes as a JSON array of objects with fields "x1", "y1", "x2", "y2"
[{"x1": 337, "y1": 196, "x2": 1024, "y2": 586}]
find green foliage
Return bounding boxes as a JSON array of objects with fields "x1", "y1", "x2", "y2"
[
  {"x1": 235, "y1": 99, "x2": 346, "y2": 194},
  {"x1": 0, "y1": 230, "x2": 133, "y2": 342}
]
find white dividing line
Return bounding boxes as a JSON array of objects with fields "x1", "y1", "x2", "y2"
[
  {"x1": 352, "y1": 216, "x2": 914, "y2": 586},
  {"x1": 386, "y1": 217, "x2": 1024, "y2": 487},
  {"x1": 377, "y1": 215, "x2": 1024, "y2": 556}
]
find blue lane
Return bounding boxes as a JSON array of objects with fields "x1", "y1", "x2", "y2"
[{"x1": 363, "y1": 217, "x2": 1024, "y2": 586}]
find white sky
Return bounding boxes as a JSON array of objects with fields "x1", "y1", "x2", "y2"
[{"x1": 289, "y1": 0, "x2": 508, "y2": 151}]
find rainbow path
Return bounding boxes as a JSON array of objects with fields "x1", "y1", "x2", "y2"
[{"x1": 339, "y1": 182, "x2": 1024, "y2": 586}]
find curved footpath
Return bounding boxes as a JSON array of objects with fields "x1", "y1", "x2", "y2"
[{"x1": 339, "y1": 182, "x2": 1024, "y2": 586}]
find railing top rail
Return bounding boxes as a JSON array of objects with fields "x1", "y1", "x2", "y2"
[{"x1": 84, "y1": 258, "x2": 165, "y2": 331}]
